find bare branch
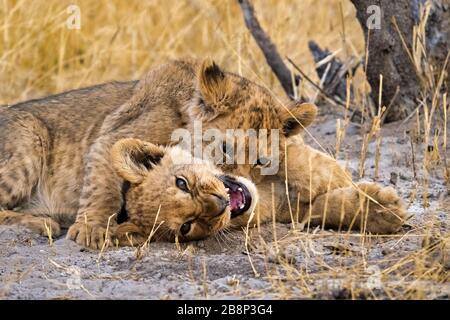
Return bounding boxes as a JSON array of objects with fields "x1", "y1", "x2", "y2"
[
  {"x1": 308, "y1": 40, "x2": 360, "y2": 102},
  {"x1": 237, "y1": 0, "x2": 299, "y2": 99},
  {"x1": 287, "y1": 57, "x2": 363, "y2": 121}
]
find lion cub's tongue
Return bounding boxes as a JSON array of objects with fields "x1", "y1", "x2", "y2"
[{"x1": 229, "y1": 189, "x2": 245, "y2": 211}]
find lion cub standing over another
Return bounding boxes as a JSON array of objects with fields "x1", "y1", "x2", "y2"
[
  {"x1": 0, "y1": 59, "x2": 406, "y2": 248},
  {"x1": 0, "y1": 59, "x2": 307, "y2": 248}
]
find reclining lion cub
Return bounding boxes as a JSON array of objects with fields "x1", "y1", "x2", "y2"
[
  {"x1": 98, "y1": 138, "x2": 259, "y2": 246},
  {"x1": 0, "y1": 59, "x2": 406, "y2": 249},
  {"x1": 0, "y1": 137, "x2": 258, "y2": 247}
]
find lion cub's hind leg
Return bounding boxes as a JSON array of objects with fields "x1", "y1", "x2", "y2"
[
  {"x1": 308, "y1": 182, "x2": 407, "y2": 234},
  {"x1": 0, "y1": 210, "x2": 61, "y2": 237},
  {"x1": 0, "y1": 110, "x2": 49, "y2": 209},
  {"x1": 0, "y1": 110, "x2": 58, "y2": 237}
]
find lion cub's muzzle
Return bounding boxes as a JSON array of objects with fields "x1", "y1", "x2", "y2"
[{"x1": 204, "y1": 194, "x2": 229, "y2": 217}]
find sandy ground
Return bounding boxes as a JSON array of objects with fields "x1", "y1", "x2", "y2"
[{"x1": 0, "y1": 112, "x2": 449, "y2": 300}]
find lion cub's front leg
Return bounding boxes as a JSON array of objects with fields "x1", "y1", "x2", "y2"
[
  {"x1": 283, "y1": 136, "x2": 406, "y2": 233},
  {"x1": 281, "y1": 136, "x2": 352, "y2": 203},
  {"x1": 67, "y1": 137, "x2": 122, "y2": 249},
  {"x1": 0, "y1": 210, "x2": 61, "y2": 237},
  {"x1": 307, "y1": 182, "x2": 406, "y2": 233}
]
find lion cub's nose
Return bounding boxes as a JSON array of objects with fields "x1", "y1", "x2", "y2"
[{"x1": 207, "y1": 194, "x2": 229, "y2": 217}]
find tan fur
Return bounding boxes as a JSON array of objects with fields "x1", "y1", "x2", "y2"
[
  {"x1": 282, "y1": 136, "x2": 406, "y2": 233},
  {"x1": 233, "y1": 135, "x2": 406, "y2": 234},
  {"x1": 68, "y1": 138, "x2": 232, "y2": 248},
  {"x1": 0, "y1": 59, "x2": 407, "y2": 249}
]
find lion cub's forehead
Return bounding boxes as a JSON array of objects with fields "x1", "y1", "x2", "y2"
[
  {"x1": 230, "y1": 91, "x2": 285, "y2": 130},
  {"x1": 166, "y1": 146, "x2": 221, "y2": 174}
]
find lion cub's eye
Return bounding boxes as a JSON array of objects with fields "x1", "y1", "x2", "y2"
[
  {"x1": 180, "y1": 222, "x2": 191, "y2": 235},
  {"x1": 176, "y1": 177, "x2": 189, "y2": 192},
  {"x1": 256, "y1": 157, "x2": 271, "y2": 167}
]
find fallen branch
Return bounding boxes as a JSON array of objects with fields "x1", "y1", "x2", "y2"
[
  {"x1": 286, "y1": 57, "x2": 359, "y2": 115},
  {"x1": 308, "y1": 40, "x2": 360, "y2": 102}
]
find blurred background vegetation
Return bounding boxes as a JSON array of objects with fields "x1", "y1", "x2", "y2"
[{"x1": 0, "y1": 0, "x2": 365, "y2": 104}]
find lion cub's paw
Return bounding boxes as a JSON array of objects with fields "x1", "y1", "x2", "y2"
[
  {"x1": 112, "y1": 222, "x2": 147, "y2": 247},
  {"x1": 22, "y1": 217, "x2": 61, "y2": 238},
  {"x1": 358, "y1": 182, "x2": 407, "y2": 234},
  {"x1": 67, "y1": 222, "x2": 112, "y2": 249}
]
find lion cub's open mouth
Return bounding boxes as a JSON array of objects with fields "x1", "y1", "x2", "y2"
[{"x1": 219, "y1": 175, "x2": 252, "y2": 218}]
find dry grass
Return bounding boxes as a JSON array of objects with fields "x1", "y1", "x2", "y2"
[
  {"x1": 0, "y1": 0, "x2": 448, "y2": 300},
  {"x1": 0, "y1": 0, "x2": 365, "y2": 104}
]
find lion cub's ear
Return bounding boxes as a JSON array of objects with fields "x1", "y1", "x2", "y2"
[
  {"x1": 197, "y1": 59, "x2": 232, "y2": 118},
  {"x1": 111, "y1": 138, "x2": 165, "y2": 184},
  {"x1": 281, "y1": 102, "x2": 318, "y2": 137}
]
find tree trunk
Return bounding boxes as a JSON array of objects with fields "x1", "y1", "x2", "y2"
[
  {"x1": 351, "y1": 0, "x2": 421, "y2": 122},
  {"x1": 351, "y1": 0, "x2": 449, "y2": 122},
  {"x1": 419, "y1": 0, "x2": 450, "y2": 79}
]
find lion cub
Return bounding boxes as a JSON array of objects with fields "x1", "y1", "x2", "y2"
[
  {"x1": 107, "y1": 138, "x2": 258, "y2": 247},
  {"x1": 0, "y1": 138, "x2": 259, "y2": 248},
  {"x1": 0, "y1": 59, "x2": 407, "y2": 249}
]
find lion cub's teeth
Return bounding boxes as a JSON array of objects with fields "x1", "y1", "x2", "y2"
[
  {"x1": 225, "y1": 188, "x2": 230, "y2": 192},
  {"x1": 238, "y1": 187, "x2": 243, "y2": 192},
  {"x1": 239, "y1": 204, "x2": 244, "y2": 209}
]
